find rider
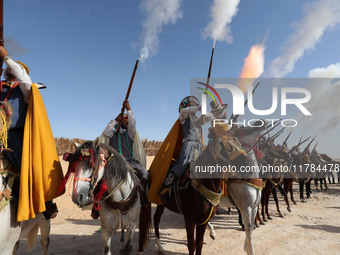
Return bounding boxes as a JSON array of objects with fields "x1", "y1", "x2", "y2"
[
  {"x1": 91, "y1": 100, "x2": 148, "y2": 219},
  {"x1": 160, "y1": 96, "x2": 213, "y2": 202},
  {"x1": 0, "y1": 46, "x2": 63, "y2": 221}
]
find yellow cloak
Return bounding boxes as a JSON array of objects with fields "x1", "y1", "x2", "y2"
[
  {"x1": 17, "y1": 84, "x2": 64, "y2": 222},
  {"x1": 148, "y1": 119, "x2": 183, "y2": 204}
]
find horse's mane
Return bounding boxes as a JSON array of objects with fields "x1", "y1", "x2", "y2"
[{"x1": 100, "y1": 143, "x2": 140, "y2": 186}]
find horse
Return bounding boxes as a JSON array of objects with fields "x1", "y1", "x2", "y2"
[
  {"x1": 211, "y1": 123, "x2": 265, "y2": 232},
  {"x1": 65, "y1": 141, "x2": 144, "y2": 255},
  {"x1": 259, "y1": 145, "x2": 291, "y2": 221},
  {"x1": 310, "y1": 149, "x2": 328, "y2": 191},
  {"x1": 139, "y1": 124, "x2": 263, "y2": 255},
  {"x1": 0, "y1": 101, "x2": 51, "y2": 255},
  {"x1": 320, "y1": 153, "x2": 339, "y2": 184}
]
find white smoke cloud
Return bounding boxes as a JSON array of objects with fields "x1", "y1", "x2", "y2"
[
  {"x1": 308, "y1": 63, "x2": 340, "y2": 78},
  {"x1": 267, "y1": 0, "x2": 340, "y2": 78},
  {"x1": 139, "y1": 0, "x2": 183, "y2": 61},
  {"x1": 202, "y1": 0, "x2": 241, "y2": 43},
  {"x1": 299, "y1": 64, "x2": 340, "y2": 136}
]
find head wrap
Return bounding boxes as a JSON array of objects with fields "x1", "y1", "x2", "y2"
[{"x1": 178, "y1": 96, "x2": 200, "y2": 113}]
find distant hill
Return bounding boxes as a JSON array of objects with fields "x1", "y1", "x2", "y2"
[{"x1": 55, "y1": 137, "x2": 162, "y2": 156}]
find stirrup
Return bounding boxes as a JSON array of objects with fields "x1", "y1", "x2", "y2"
[{"x1": 164, "y1": 172, "x2": 175, "y2": 186}]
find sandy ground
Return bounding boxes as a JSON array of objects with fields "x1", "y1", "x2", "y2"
[{"x1": 16, "y1": 156, "x2": 340, "y2": 255}]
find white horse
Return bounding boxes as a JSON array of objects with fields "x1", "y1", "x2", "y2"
[
  {"x1": 208, "y1": 123, "x2": 266, "y2": 255},
  {"x1": 0, "y1": 170, "x2": 51, "y2": 255},
  {"x1": 66, "y1": 141, "x2": 141, "y2": 255}
]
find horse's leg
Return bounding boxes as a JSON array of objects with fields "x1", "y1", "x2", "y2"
[
  {"x1": 184, "y1": 216, "x2": 196, "y2": 255},
  {"x1": 289, "y1": 180, "x2": 297, "y2": 205},
  {"x1": 236, "y1": 207, "x2": 244, "y2": 230},
  {"x1": 255, "y1": 205, "x2": 261, "y2": 227},
  {"x1": 324, "y1": 177, "x2": 329, "y2": 190},
  {"x1": 299, "y1": 179, "x2": 306, "y2": 202},
  {"x1": 38, "y1": 218, "x2": 51, "y2": 255},
  {"x1": 264, "y1": 189, "x2": 271, "y2": 220},
  {"x1": 315, "y1": 179, "x2": 319, "y2": 192},
  {"x1": 260, "y1": 187, "x2": 267, "y2": 222},
  {"x1": 207, "y1": 222, "x2": 216, "y2": 240},
  {"x1": 153, "y1": 205, "x2": 166, "y2": 255},
  {"x1": 195, "y1": 223, "x2": 207, "y2": 255},
  {"x1": 240, "y1": 207, "x2": 255, "y2": 255},
  {"x1": 272, "y1": 188, "x2": 283, "y2": 217},
  {"x1": 12, "y1": 241, "x2": 20, "y2": 255},
  {"x1": 278, "y1": 184, "x2": 291, "y2": 212},
  {"x1": 306, "y1": 180, "x2": 311, "y2": 199},
  {"x1": 122, "y1": 223, "x2": 136, "y2": 255},
  {"x1": 120, "y1": 229, "x2": 125, "y2": 252},
  {"x1": 100, "y1": 216, "x2": 113, "y2": 255},
  {"x1": 138, "y1": 202, "x2": 152, "y2": 254}
]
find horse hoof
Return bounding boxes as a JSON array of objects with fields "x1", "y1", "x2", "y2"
[
  {"x1": 267, "y1": 216, "x2": 272, "y2": 220},
  {"x1": 287, "y1": 207, "x2": 291, "y2": 212},
  {"x1": 293, "y1": 202, "x2": 297, "y2": 205},
  {"x1": 260, "y1": 221, "x2": 265, "y2": 225},
  {"x1": 158, "y1": 250, "x2": 166, "y2": 255},
  {"x1": 279, "y1": 213, "x2": 284, "y2": 218},
  {"x1": 209, "y1": 233, "x2": 216, "y2": 240},
  {"x1": 263, "y1": 218, "x2": 267, "y2": 222}
]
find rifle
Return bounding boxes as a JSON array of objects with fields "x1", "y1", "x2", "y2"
[
  {"x1": 115, "y1": 59, "x2": 139, "y2": 133},
  {"x1": 304, "y1": 135, "x2": 317, "y2": 152},
  {"x1": 0, "y1": 0, "x2": 4, "y2": 77},
  {"x1": 261, "y1": 118, "x2": 282, "y2": 137},
  {"x1": 282, "y1": 131, "x2": 292, "y2": 146},
  {"x1": 205, "y1": 39, "x2": 215, "y2": 88},
  {"x1": 289, "y1": 136, "x2": 311, "y2": 153}
]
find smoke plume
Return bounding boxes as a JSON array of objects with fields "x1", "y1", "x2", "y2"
[
  {"x1": 267, "y1": 0, "x2": 340, "y2": 78},
  {"x1": 299, "y1": 63, "x2": 340, "y2": 135},
  {"x1": 202, "y1": 0, "x2": 241, "y2": 43},
  {"x1": 139, "y1": 0, "x2": 183, "y2": 61}
]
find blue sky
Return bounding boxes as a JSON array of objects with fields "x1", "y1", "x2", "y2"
[{"x1": 3, "y1": 0, "x2": 340, "y2": 158}]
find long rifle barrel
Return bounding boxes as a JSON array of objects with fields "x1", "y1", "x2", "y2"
[
  {"x1": 261, "y1": 119, "x2": 282, "y2": 137},
  {"x1": 116, "y1": 59, "x2": 139, "y2": 133},
  {"x1": 304, "y1": 135, "x2": 317, "y2": 151},
  {"x1": 283, "y1": 131, "x2": 292, "y2": 145},
  {"x1": 119, "y1": 59, "x2": 139, "y2": 115},
  {"x1": 206, "y1": 44, "x2": 215, "y2": 87},
  {"x1": 297, "y1": 136, "x2": 311, "y2": 148}
]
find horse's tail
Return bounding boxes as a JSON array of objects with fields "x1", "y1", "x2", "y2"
[
  {"x1": 26, "y1": 223, "x2": 39, "y2": 251},
  {"x1": 138, "y1": 203, "x2": 152, "y2": 251}
]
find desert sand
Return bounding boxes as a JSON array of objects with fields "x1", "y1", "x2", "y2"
[{"x1": 16, "y1": 156, "x2": 340, "y2": 255}]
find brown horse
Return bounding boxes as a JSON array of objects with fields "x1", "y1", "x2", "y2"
[{"x1": 138, "y1": 134, "x2": 258, "y2": 255}]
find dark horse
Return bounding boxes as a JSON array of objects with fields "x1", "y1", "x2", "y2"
[{"x1": 138, "y1": 134, "x2": 260, "y2": 255}]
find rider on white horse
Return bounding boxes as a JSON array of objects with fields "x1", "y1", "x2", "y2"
[{"x1": 93, "y1": 99, "x2": 148, "y2": 219}]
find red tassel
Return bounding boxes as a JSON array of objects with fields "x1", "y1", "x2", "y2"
[{"x1": 94, "y1": 180, "x2": 108, "y2": 210}]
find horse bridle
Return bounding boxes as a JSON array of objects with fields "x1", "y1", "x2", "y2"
[{"x1": 72, "y1": 147, "x2": 109, "y2": 199}]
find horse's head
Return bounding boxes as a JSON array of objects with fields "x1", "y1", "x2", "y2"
[
  {"x1": 64, "y1": 141, "x2": 110, "y2": 207},
  {"x1": 205, "y1": 126, "x2": 250, "y2": 177},
  {"x1": 234, "y1": 120, "x2": 267, "y2": 147}
]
